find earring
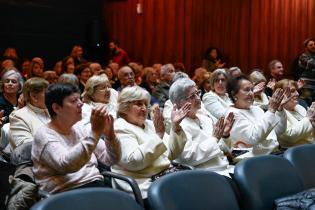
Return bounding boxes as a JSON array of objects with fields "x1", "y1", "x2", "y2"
[{"x1": 234, "y1": 97, "x2": 238, "y2": 101}]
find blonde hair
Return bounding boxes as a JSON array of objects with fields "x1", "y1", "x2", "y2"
[
  {"x1": 82, "y1": 74, "x2": 110, "y2": 103},
  {"x1": 249, "y1": 70, "x2": 267, "y2": 85},
  {"x1": 23, "y1": 77, "x2": 49, "y2": 103},
  {"x1": 274, "y1": 79, "x2": 298, "y2": 90},
  {"x1": 117, "y1": 86, "x2": 150, "y2": 118}
]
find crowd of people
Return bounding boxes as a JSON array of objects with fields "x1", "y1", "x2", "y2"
[{"x1": 1, "y1": 38, "x2": 315, "y2": 208}]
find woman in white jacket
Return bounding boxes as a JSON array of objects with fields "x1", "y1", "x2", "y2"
[
  {"x1": 226, "y1": 75, "x2": 288, "y2": 156},
  {"x1": 112, "y1": 86, "x2": 191, "y2": 198},
  {"x1": 202, "y1": 69, "x2": 233, "y2": 119},
  {"x1": 169, "y1": 78, "x2": 235, "y2": 176},
  {"x1": 275, "y1": 79, "x2": 315, "y2": 148}
]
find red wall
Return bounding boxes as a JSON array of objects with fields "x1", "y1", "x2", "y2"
[{"x1": 103, "y1": 0, "x2": 315, "y2": 76}]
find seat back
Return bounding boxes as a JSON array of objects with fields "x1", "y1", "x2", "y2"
[
  {"x1": 148, "y1": 170, "x2": 240, "y2": 210},
  {"x1": 0, "y1": 161, "x2": 15, "y2": 210},
  {"x1": 284, "y1": 144, "x2": 315, "y2": 189},
  {"x1": 234, "y1": 155, "x2": 304, "y2": 210},
  {"x1": 30, "y1": 188, "x2": 144, "y2": 210}
]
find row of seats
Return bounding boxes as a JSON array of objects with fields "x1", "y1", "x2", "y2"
[{"x1": 28, "y1": 144, "x2": 315, "y2": 210}]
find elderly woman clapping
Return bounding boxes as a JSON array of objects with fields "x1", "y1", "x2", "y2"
[
  {"x1": 82, "y1": 74, "x2": 118, "y2": 120},
  {"x1": 169, "y1": 78, "x2": 235, "y2": 176},
  {"x1": 111, "y1": 86, "x2": 191, "y2": 198}
]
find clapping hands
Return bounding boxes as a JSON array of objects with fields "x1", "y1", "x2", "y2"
[{"x1": 213, "y1": 112, "x2": 235, "y2": 139}]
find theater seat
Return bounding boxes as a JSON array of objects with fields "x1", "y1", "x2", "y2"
[
  {"x1": 147, "y1": 170, "x2": 240, "y2": 210},
  {"x1": 30, "y1": 188, "x2": 144, "y2": 210},
  {"x1": 234, "y1": 155, "x2": 304, "y2": 210},
  {"x1": 284, "y1": 144, "x2": 315, "y2": 189}
]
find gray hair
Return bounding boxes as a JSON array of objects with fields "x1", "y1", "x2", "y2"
[
  {"x1": 169, "y1": 78, "x2": 196, "y2": 106},
  {"x1": 58, "y1": 73, "x2": 79, "y2": 86},
  {"x1": 249, "y1": 70, "x2": 266, "y2": 85},
  {"x1": 210, "y1": 68, "x2": 227, "y2": 88},
  {"x1": 268, "y1": 59, "x2": 281, "y2": 70},
  {"x1": 117, "y1": 86, "x2": 150, "y2": 118},
  {"x1": 172, "y1": 72, "x2": 189, "y2": 83},
  {"x1": 0, "y1": 69, "x2": 24, "y2": 93},
  {"x1": 160, "y1": 64, "x2": 174, "y2": 77}
]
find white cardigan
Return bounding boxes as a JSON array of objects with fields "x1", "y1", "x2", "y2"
[
  {"x1": 278, "y1": 105, "x2": 315, "y2": 147},
  {"x1": 176, "y1": 113, "x2": 231, "y2": 176},
  {"x1": 227, "y1": 106, "x2": 286, "y2": 155},
  {"x1": 202, "y1": 91, "x2": 233, "y2": 119},
  {"x1": 111, "y1": 118, "x2": 186, "y2": 198}
]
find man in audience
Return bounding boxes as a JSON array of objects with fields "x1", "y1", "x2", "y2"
[
  {"x1": 265, "y1": 60, "x2": 285, "y2": 96},
  {"x1": 109, "y1": 40, "x2": 130, "y2": 66},
  {"x1": 116, "y1": 65, "x2": 135, "y2": 91},
  {"x1": 70, "y1": 45, "x2": 87, "y2": 66},
  {"x1": 153, "y1": 64, "x2": 175, "y2": 108},
  {"x1": 298, "y1": 38, "x2": 315, "y2": 105}
]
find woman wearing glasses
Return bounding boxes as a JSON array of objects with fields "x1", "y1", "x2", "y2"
[
  {"x1": 202, "y1": 69, "x2": 233, "y2": 119},
  {"x1": 81, "y1": 74, "x2": 118, "y2": 121},
  {"x1": 169, "y1": 78, "x2": 234, "y2": 176},
  {"x1": 111, "y1": 86, "x2": 191, "y2": 198}
]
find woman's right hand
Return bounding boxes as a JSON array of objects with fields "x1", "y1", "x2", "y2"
[
  {"x1": 306, "y1": 102, "x2": 315, "y2": 122},
  {"x1": 253, "y1": 81, "x2": 266, "y2": 95},
  {"x1": 268, "y1": 88, "x2": 284, "y2": 113}
]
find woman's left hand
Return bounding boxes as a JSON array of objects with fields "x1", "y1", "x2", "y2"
[
  {"x1": 253, "y1": 81, "x2": 266, "y2": 95},
  {"x1": 152, "y1": 105, "x2": 165, "y2": 139},
  {"x1": 103, "y1": 112, "x2": 115, "y2": 141},
  {"x1": 171, "y1": 102, "x2": 191, "y2": 133},
  {"x1": 222, "y1": 112, "x2": 235, "y2": 137}
]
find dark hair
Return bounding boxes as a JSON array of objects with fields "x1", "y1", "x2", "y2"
[
  {"x1": 74, "y1": 63, "x2": 90, "y2": 76},
  {"x1": 304, "y1": 38, "x2": 315, "y2": 47},
  {"x1": 110, "y1": 39, "x2": 120, "y2": 46},
  {"x1": 203, "y1": 47, "x2": 222, "y2": 61},
  {"x1": 227, "y1": 74, "x2": 249, "y2": 103},
  {"x1": 45, "y1": 83, "x2": 80, "y2": 118}
]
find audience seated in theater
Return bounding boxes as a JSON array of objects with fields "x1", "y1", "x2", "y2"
[
  {"x1": 116, "y1": 65, "x2": 135, "y2": 91},
  {"x1": 0, "y1": 69, "x2": 24, "y2": 124},
  {"x1": 249, "y1": 69, "x2": 269, "y2": 111},
  {"x1": 203, "y1": 69, "x2": 233, "y2": 119},
  {"x1": 29, "y1": 60, "x2": 44, "y2": 78},
  {"x1": 226, "y1": 75, "x2": 288, "y2": 156},
  {"x1": 169, "y1": 78, "x2": 234, "y2": 177},
  {"x1": 70, "y1": 45, "x2": 87, "y2": 66},
  {"x1": 298, "y1": 38, "x2": 315, "y2": 106},
  {"x1": 43, "y1": 71, "x2": 58, "y2": 84},
  {"x1": 200, "y1": 72, "x2": 212, "y2": 97},
  {"x1": 61, "y1": 56, "x2": 76, "y2": 74},
  {"x1": 192, "y1": 67, "x2": 207, "y2": 90},
  {"x1": 89, "y1": 62, "x2": 102, "y2": 75},
  {"x1": 32, "y1": 57, "x2": 44, "y2": 71},
  {"x1": 265, "y1": 59, "x2": 285, "y2": 97},
  {"x1": 21, "y1": 59, "x2": 31, "y2": 79},
  {"x1": 1, "y1": 58, "x2": 15, "y2": 71},
  {"x1": 104, "y1": 66, "x2": 115, "y2": 87},
  {"x1": 81, "y1": 74, "x2": 118, "y2": 121},
  {"x1": 2, "y1": 47, "x2": 21, "y2": 69},
  {"x1": 111, "y1": 86, "x2": 190, "y2": 198},
  {"x1": 202, "y1": 47, "x2": 226, "y2": 72},
  {"x1": 275, "y1": 79, "x2": 315, "y2": 148},
  {"x1": 109, "y1": 40, "x2": 130, "y2": 66},
  {"x1": 153, "y1": 64, "x2": 175, "y2": 108},
  {"x1": 32, "y1": 83, "x2": 120, "y2": 193},
  {"x1": 108, "y1": 62, "x2": 120, "y2": 89},
  {"x1": 152, "y1": 63, "x2": 162, "y2": 75},
  {"x1": 58, "y1": 73, "x2": 79, "y2": 86},
  {"x1": 74, "y1": 63, "x2": 92, "y2": 93},
  {"x1": 128, "y1": 62, "x2": 143, "y2": 86}
]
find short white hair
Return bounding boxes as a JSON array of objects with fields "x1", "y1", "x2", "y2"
[
  {"x1": 117, "y1": 86, "x2": 150, "y2": 118},
  {"x1": 169, "y1": 78, "x2": 196, "y2": 106},
  {"x1": 0, "y1": 69, "x2": 24, "y2": 93}
]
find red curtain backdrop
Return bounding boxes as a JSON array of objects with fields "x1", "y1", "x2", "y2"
[{"x1": 103, "y1": 0, "x2": 315, "y2": 76}]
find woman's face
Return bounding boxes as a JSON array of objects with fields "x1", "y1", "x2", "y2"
[
  {"x1": 31, "y1": 89, "x2": 46, "y2": 109},
  {"x1": 284, "y1": 86, "x2": 299, "y2": 111},
  {"x1": 92, "y1": 83, "x2": 111, "y2": 104},
  {"x1": 80, "y1": 68, "x2": 92, "y2": 83},
  {"x1": 234, "y1": 79, "x2": 254, "y2": 109},
  {"x1": 213, "y1": 74, "x2": 227, "y2": 96},
  {"x1": 55, "y1": 93, "x2": 83, "y2": 125},
  {"x1": 125, "y1": 99, "x2": 148, "y2": 127},
  {"x1": 184, "y1": 86, "x2": 201, "y2": 118},
  {"x1": 66, "y1": 64, "x2": 75, "y2": 74},
  {"x1": 32, "y1": 63, "x2": 43, "y2": 77},
  {"x1": 210, "y1": 49, "x2": 218, "y2": 59},
  {"x1": 3, "y1": 75, "x2": 19, "y2": 95}
]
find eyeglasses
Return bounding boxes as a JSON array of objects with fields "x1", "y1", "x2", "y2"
[
  {"x1": 95, "y1": 85, "x2": 109, "y2": 92},
  {"x1": 186, "y1": 90, "x2": 201, "y2": 100}
]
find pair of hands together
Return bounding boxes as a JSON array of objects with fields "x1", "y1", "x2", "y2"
[{"x1": 90, "y1": 105, "x2": 115, "y2": 141}]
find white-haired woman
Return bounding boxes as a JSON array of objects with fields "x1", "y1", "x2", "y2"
[
  {"x1": 111, "y1": 86, "x2": 191, "y2": 198},
  {"x1": 169, "y1": 78, "x2": 234, "y2": 176},
  {"x1": 81, "y1": 74, "x2": 118, "y2": 121},
  {"x1": 249, "y1": 70, "x2": 269, "y2": 111},
  {"x1": 0, "y1": 69, "x2": 24, "y2": 123},
  {"x1": 202, "y1": 69, "x2": 232, "y2": 119}
]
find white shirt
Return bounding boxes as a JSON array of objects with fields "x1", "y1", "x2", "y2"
[{"x1": 203, "y1": 91, "x2": 233, "y2": 119}]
